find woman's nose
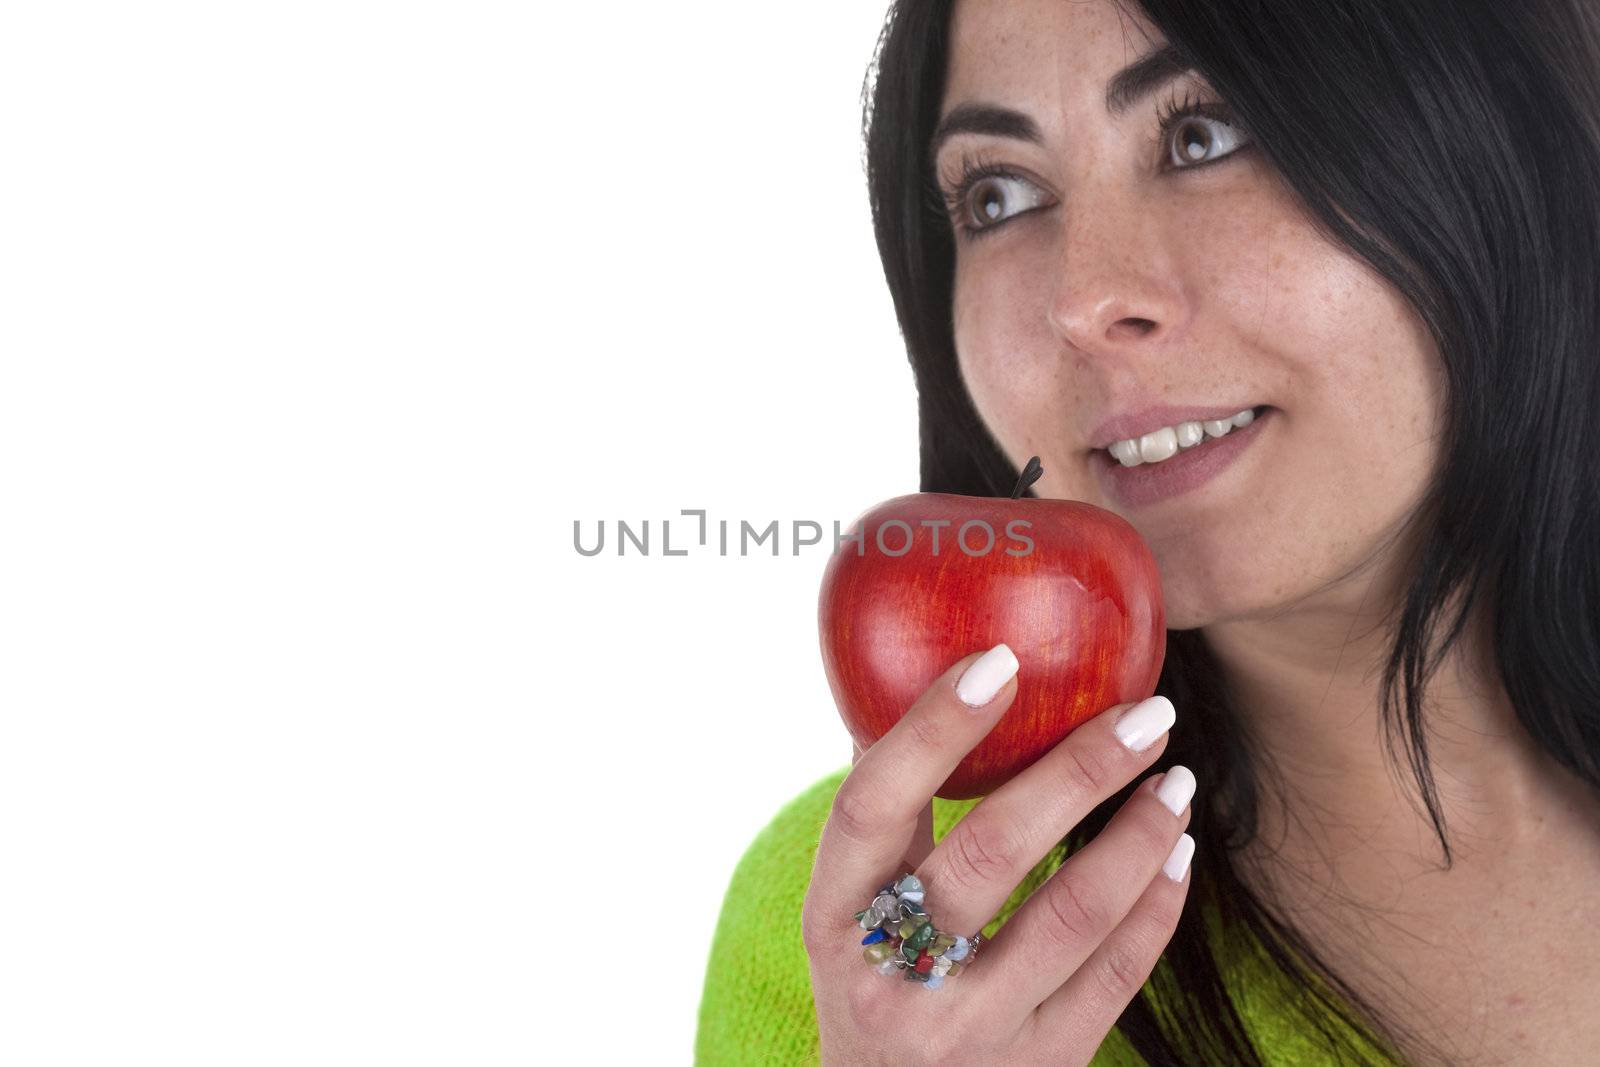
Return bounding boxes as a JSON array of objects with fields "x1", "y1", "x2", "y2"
[{"x1": 1044, "y1": 200, "x2": 1185, "y2": 357}]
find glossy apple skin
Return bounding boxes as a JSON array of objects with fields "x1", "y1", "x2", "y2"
[{"x1": 819, "y1": 492, "x2": 1165, "y2": 799}]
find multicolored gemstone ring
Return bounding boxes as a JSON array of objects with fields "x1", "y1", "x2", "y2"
[{"x1": 853, "y1": 873, "x2": 983, "y2": 990}]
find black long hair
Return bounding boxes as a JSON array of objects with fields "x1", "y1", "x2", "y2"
[{"x1": 862, "y1": 1, "x2": 1600, "y2": 1063}]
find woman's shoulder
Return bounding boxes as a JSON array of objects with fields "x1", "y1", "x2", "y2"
[
  {"x1": 695, "y1": 766, "x2": 849, "y2": 1065},
  {"x1": 733, "y1": 765, "x2": 852, "y2": 881}
]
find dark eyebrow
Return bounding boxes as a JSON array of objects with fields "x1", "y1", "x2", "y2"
[
  {"x1": 928, "y1": 103, "x2": 1042, "y2": 162},
  {"x1": 929, "y1": 44, "x2": 1195, "y2": 160},
  {"x1": 1105, "y1": 43, "x2": 1194, "y2": 116}
]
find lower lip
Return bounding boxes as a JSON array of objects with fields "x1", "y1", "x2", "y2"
[{"x1": 1092, "y1": 407, "x2": 1273, "y2": 509}]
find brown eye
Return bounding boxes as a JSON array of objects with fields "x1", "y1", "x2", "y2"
[
  {"x1": 1165, "y1": 112, "x2": 1249, "y2": 168},
  {"x1": 971, "y1": 178, "x2": 1008, "y2": 224},
  {"x1": 958, "y1": 173, "x2": 1050, "y2": 233},
  {"x1": 1174, "y1": 119, "x2": 1213, "y2": 162}
]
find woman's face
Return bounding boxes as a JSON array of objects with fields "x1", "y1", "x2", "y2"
[{"x1": 939, "y1": 0, "x2": 1447, "y2": 629}]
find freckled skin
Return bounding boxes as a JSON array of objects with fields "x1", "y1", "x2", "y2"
[{"x1": 940, "y1": 0, "x2": 1448, "y2": 630}]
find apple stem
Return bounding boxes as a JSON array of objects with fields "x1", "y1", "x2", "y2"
[{"x1": 1010, "y1": 456, "x2": 1043, "y2": 499}]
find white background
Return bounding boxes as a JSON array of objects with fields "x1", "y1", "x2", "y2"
[{"x1": 3, "y1": 2, "x2": 915, "y2": 1063}]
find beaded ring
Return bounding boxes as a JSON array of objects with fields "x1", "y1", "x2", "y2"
[{"x1": 853, "y1": 873, "x2": 984, "y2": 990}]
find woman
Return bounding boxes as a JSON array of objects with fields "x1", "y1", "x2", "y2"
[{"x1": 698, "y1": 0, "x2": 1600, "y2": 1062}]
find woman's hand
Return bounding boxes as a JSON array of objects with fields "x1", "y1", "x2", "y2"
[{"x1": 801, "y1": 645, "x2": 1195, "y2": 1066}]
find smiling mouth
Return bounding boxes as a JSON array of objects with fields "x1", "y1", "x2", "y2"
[{"x1": 1097, "y1": 405, "x2": 1272, "y2": 467}]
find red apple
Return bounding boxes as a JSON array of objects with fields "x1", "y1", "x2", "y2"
[{"x1": 819, "y1": 466, "x2": 1165, "y2": 798}]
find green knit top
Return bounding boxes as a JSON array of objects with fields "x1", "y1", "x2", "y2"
[{"x1": 696, "y1": 766, "x2": 1407, "y2": 1065}]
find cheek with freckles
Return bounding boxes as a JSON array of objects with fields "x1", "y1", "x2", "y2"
[
  {"x1": 952, "y1": 244, "x2": 1064, "y2": 405},
  {"x1": 949, "y1": 176, "x2": 1446, "y2": 626},
  {"x1": 952, "y1": 241, "x2": 1099, "y2": 501},
  {"x1": 1152, "y1": 230, "x2": 1446, "y2": 625}
]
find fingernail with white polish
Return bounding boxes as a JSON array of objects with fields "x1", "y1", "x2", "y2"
[
  {"x1": 1154, "y1": 765, "x2": 1196, "y2": 817},
  {"x1": 1163, "y1": 833, "x2": 1195, "y2": 882},
  {"x1": 955, "y1": 643, "x2": 1020, "y2": 708},
  {"x1": 1113, "y1": 695, "x2": 1175, "y2": 752}
]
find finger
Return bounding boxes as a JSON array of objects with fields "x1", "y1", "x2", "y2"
[
  {"x1": 1031, "y1": 832, "x2": 1194, "y2": 1050},
  {"x1": 806, "y1": 643, "x2": 1020, "y2": 934},
  {"x1": 845, "y1": 725, "x2": 934, "y2": 904},
  {"x1": 969, "y1": 764, "x2": 1196, "y2": 1009},
  {"x1": 904, "y1": 801, "x2": 936, "y2": 871},
  {"x1": 857, "y1": 738, "x2": 935, "y2": 870},
  {"x1": 912, "y1": 695, "x2": 1175, "y2": 939}
]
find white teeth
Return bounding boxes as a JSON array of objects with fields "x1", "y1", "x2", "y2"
[
  {"x1": 1108, "y1": 408, "x2": 1258, "y2": 468},
  {"x1": 1138, "y1": 426, "x2": 1179, "y2": 463},
  {"x1": 1109, "y1": 439, "x2": 1142, "y2": 467}
]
